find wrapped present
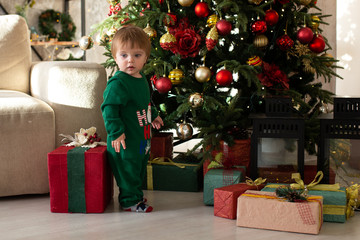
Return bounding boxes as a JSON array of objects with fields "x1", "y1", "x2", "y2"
[
  {"x1": 214, "y1": 178, "x2": 266, "y2": 219},
  {"x1": 143, "y1": 154, "x2": 202, "y2": 192},
  {"x1": 236, "y1": 190, "x2": 323, "y2": 235},
  {"x1": 262, "y1": 171, "x2": 347, "y2": 223},
  {"x1": 204, "y1": 139, "x2": 251, "y2": 176},
  {"x1": 203, "y1": 167, "x2": 246, "y2": 206},
  {"x1": 47, "y1": 146, "x2": 113, "y2": 213},
  {"x1": 257, "y1": 165, "x2": 336, "y2": 184},
  {"x1": 151, "y1": 132, "x2": 173, "y2": 159}
]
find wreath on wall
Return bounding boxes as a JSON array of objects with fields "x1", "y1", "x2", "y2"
[{"x1": 38, "y1": 9, "x2": 76, "y2": 41}]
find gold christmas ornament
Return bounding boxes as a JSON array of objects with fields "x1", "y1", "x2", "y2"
[
  {"x1": 107, "y1": 0, "x2": 118, "y2": 6},
  {"x1": 311, "y1": 15, "x2": 320, "y2": 30},
  {"x1": 189, "y1": 92, "x2": 204, "y2": 108},
  {"x1": 176, "y1": 123, "x2": 193, "y2": 140},
  {"x1": 248, "y1": 0, "x2": 264, "y2": 4},
  {"x1": 299, "y1": 0, "x2": 312, "y2": 5},
  {"x1": 253, "y1": 34, "x2": 268, "y2": 48},
  {"x1": 168, "y1": 68, "x2": 184, "y2": 85},
  {"x1": 206, "y1": 26, "x2": 218, "y2": 51},
  {"x1": 107, "y1": 27, "x2": 118, "y2": 39},
  {"x1": 319, "y1": 101, "x2": 330, "y2": 114},
  {"x1": 178, "y1": 0, "x2": 194, "y2": 7},
  {"x1": 100, "y1": 33, "x2": 110, "y2": 44},
  {"x1": 288, "y1": 40, "x2": 312, "y2": 58},
  {"x1": 160, "y1": 32, "x2": 177, "y2": 50},
  {"x1": 321, "y1": 53, "x2": 335, "y2": 67},
  {"x1": 195, "y1": 66, "x2": 212, "y2": 83},
  {"x1": 143, "y1": 24, "x2": 157, "y2": 39},
  {"x1": 79, "y1": 36, "x2": 94, "y2": 50},
  {"x1": 247, "y1": 56, "x2": 262, "y2": 66},
  {"x1": 302, "y1": 58, "x2": 316, "y2": 74},
  {"x1": 207, "y1": 14, "x2": 219, "y2": 28}
]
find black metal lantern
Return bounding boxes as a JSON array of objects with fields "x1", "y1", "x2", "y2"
[
  {"x1": 250, "y1": 97, "x2": 305, "y2": 182},
  {"x1": 318, "y1": 96, "x2": 360, "y2": 183}
]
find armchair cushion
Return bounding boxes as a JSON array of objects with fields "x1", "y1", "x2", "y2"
[
  {"x1": 0, "y1": 90, "x2": 55, "y2": 196},
  {"x1": 0, "y1": 15, "x2": 31, "y2": 93},
  {"x1": 31, "y1": 61, "x2": 107, "y2": 147}
]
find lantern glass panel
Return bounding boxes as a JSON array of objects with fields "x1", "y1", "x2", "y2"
[
  {"x1": 327, "y1": 138, "x2": 360, "y2": 186},
  {"x1": 257, "y1": 138, "x2": 298, "y2": 183}
]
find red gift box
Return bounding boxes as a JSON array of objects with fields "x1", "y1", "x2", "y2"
[
  {"x1": 151, "y1": 132, "x2": 173, "y2": 159},
  {"x1": 204, "y1": 139, "x2": 251, "y2": 177},
  {"x1": 214, "y1": 182, "x2": 265, "y2": 219},
  {"x1": 47, "y1": 146, "x2": 113, "y2": 213}
]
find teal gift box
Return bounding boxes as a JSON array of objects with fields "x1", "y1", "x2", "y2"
[
  {"x1": 261, "y1": 183, "x2": 347, "y2": 223},
  {"x1": 203, "y1": 167, "x2": 246, "y2": 206},
  {"x1": 142, "y1": 154, "x2": 202, "y2": 192}
]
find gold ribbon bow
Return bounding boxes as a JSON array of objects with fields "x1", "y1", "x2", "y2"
[
  {"x1": 290, "y1": 171, "x2": 341, "y2": 192},
  {"x1": 246, "y1": 177, "x2": 267, "y2": 186},
  {"x1": 346, "y1": 184, "x2": 359, "y2": 219}
]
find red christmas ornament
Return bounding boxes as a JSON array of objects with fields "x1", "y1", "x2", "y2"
[
  {"x1": 251, "y1": 20, "x2": 267, "y2": 35},
  {"x1": 276, "y1": 34, "x2": 294, "y2": 51},
  {"x1": 155, "y1": 76, "x2": 172, "y2": 94},
  {"x1": 195, "y1": 2, "x2": 210, "y2": 18},
  {"x1": 308, "y1": 34, "x2": 325, "y2": 53},
  {"x1": 216, "y1": 19, "x2": 232, "y2": 36},
  {"x1": 163, "y1": 13, "x2": 177, "y2": 27},
  {"x1": 296, "y1": 27, "x2": 314, "y2": 44},
  {"x1": 265, "y1": 9, "x2": 279, "y2": 26},
  {"x1": 276, "y1": 0, "x2": 290, "y2": 4},
  {"x1": 309, "y1": 0, "x2": 317, "y2": 7},
  {"x1": 216, "y1": 69, "x2": 233, "y2": 86}
]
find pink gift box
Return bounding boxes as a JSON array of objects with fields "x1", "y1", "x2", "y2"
[{"x1": 236, "y1": 190, "x2": 323, "y2": 235}]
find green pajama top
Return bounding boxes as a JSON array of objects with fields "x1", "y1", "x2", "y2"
[{"x1": 101, "y1": 71, "x2": 158, "y2": 153}]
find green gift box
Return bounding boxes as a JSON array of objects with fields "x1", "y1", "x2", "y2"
[
  {"x1": 262, "y1": 183, "x2": 347, "y2": 223},
  {"x1": 203, "y1": 167, "x2": 246, "y2": 206},
  {"x1": 143, "y1": 154, "x2": 202, "y2": 192}
]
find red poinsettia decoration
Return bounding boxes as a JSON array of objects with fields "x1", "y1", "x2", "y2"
[
  {"x1": 257, "y1": 62, "x2": 289, "y2": 90},
  {"x1": 167, "y1": 18, "x2": 202, "y2": 58},
  {"x1": 171, "y1": 28, "x2": 202, "y2": 58},
  {"x1": 108, "y1": 3, "x2": 122, "y2": 16}
]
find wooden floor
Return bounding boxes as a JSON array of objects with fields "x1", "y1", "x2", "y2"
[{"x1": 1, "y1": 187, "x2": 360, "y2": 240}]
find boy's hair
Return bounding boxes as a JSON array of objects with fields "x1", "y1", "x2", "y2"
[{"x1": 111, "y1": 25, "x2": 151, "y2": 59}]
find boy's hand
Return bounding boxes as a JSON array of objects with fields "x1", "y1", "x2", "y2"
[
  {"x1": 112, "y1": 133, "x2": 126, "y2": 153},
  {"x1": 151, "y1": 116, "x2": 164, "y2": 130}
]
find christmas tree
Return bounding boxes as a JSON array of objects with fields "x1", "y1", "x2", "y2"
[{"x1": 91, "y1": 0, "x2": 341, "y2": 159}]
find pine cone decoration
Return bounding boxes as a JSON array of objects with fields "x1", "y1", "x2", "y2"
[{"x1": 206, "y1": 26, "x2": 218, "y2": 51}]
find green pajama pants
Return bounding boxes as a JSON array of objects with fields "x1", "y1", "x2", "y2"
[{"x1": 107, "y1": 143, "x2": 149, "y2": 208}]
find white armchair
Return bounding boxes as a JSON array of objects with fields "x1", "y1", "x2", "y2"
[{"x1": 0, "y1": 15, "x2": 107, "y2": 197}]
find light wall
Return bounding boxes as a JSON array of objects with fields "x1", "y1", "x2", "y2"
[{"x1": 336, "y1": 0, "x2": 360, "y2": 96}]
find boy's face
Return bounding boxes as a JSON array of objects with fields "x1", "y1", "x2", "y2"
[{"x1": 114, "y1": 42, "x2": 148, "y2": 78}]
